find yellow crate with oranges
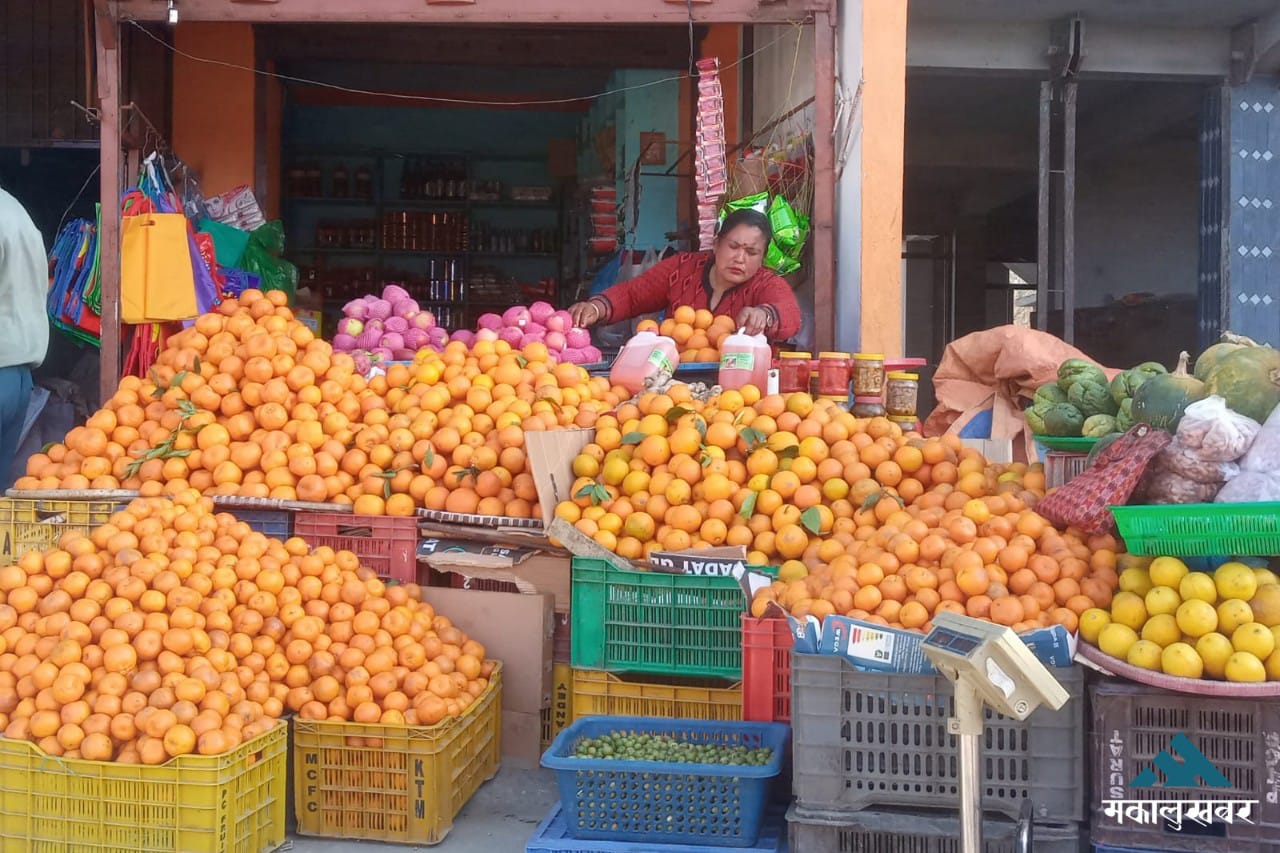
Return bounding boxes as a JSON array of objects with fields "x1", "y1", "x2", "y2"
[
  {"x1": 0, "y1": 497, "x2": 120, "y2": 564},
  {"x1": 0, "y1": 721, "x2": 286, "y2": 853}
]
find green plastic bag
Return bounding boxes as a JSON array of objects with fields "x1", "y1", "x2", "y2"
[{"x1": 239, "y1": 221, "x2": 297, "y2": 303}]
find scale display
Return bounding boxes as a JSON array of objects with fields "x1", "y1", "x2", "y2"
[{"x1": 923, "y1": 627, "x2": 982, "y2": 658}]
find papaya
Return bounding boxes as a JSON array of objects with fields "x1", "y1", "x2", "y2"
[
  {"x1": 1194, "y1": 342, "x2": 1244, "y2": 382},
  {"x1": 1204, "y1": 345, "x2": 1280, "y2": 423},
  {"x1": 1131, "y1": 351, "x2": 1206, "y2": 432}
]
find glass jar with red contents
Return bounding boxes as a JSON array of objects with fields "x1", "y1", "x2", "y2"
[
  {"x1": 817, "y1": 352, "x2": 852, "y2": 397},
  {"x1": 778, "y1": 352, "x2": 813, "y2": 394}
]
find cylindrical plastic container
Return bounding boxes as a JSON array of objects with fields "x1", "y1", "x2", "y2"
[
  {"x1": 817, "y1": 352, "x2": 852, "y2": 397},
  {"x1": 778, "y1": 352, "x2": 813, "y2": 394},
  {"x1": 889, "y1": 414, "x2": 919, "y2": 433},
  {"x1": 852, "y1": 396, "x2": 885, "y2": 418},
  {"x1": 610, "y1": 330, "x2": 679, "y2": 394},
  {"x1": 718, "y1": 329, "x2": 772, "y2": 392},
  {"x1": 885, "y1": 372, "x2": 920, "y2": 417},
  {"x1": 852, "y1": 353, "x2": 885, "y2": 397}
]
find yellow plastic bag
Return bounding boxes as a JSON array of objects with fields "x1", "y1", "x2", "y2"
[{"x1": 120, "y1": 212, "x2": 197, "y2": 323}]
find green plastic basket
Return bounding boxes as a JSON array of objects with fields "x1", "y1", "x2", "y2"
[
  {"x1": 570, "y1": 558, "x2": 771, "y2": 679},
  {"x1": 1032, "y1": 435, "x2": 1099, "y2": 452},
  {"x1": 1111, "y1": 502, "x2": 1280, "y2": 557}
]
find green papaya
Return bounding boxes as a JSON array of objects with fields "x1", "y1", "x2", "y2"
[
  {"x1": 1069, "y1": 379, "x2": 1120, "y2": 417},
  {"x1": 1131, "y1": 351, "x2": 1206, "y2": 432},
  {"x1": 1042, "y1": 402, "x2": 1085, "y2": 437},
  {"x1": 1204, "y1": 345, "x2": 1280, "y2": 423}
]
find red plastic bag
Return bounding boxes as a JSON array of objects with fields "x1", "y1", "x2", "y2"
[{"x1": 1035, "y1": 424, "x2": 1172, "y2": 536}]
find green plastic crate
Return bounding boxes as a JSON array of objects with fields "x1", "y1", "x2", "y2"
[
  {"x1": 1111, "y1": 501, "x2": 1280, "y2": 557},
  {"x1": 570, "y1": 558, "x2": 768, "y2": 679}
]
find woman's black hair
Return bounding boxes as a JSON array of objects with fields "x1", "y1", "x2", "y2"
[{"x1": 716, "y1": 208, "x2": 772, "y2": 245}]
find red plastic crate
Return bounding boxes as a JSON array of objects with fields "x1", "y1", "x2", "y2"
[
  {"x1": 293, "y1": 512, "x2": 417, "y2": 584},
  {"x1": 742, "y1": 615, "x2": 793, "y2": 723}
]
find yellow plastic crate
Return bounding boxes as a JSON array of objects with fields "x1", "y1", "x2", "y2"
[
  {"x1": 0, "y1": 498, "x2": 119, "y2": 563},
  {"x1": 541, "y1": 663, "x2": 573, "y2": 751},
  {"x1": 293, "y1": 663, "x2": 502, "y2": 845},
  {"x1": 0, "y1": 720, "x2": 286, "y2": 853},
  {"x1": 570, "y1": 669, "x2": 743, "y2": 722}
]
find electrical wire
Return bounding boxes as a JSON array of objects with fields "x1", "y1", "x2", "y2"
[
  {"x1": 125, "y1": 17, "x2": 811, "y2": 108},
  {"x1": 56, "y1": 164, "x2": 102, "y2": 236}
]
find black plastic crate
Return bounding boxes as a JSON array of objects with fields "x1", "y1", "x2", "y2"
[
  {"x1": 786, "y1": 804, "x2": 1083, "y2": 853},
  {"x1": 790, "y1": 652, "x2": 1086, "y2": 822},
  {"x1": 1090, "y1": 680, "x2": 1280, "y2": 853}
]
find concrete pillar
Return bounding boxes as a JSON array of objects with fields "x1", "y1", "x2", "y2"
[
  {"x1": 1224, "y1": 80, "x2": 1280, "y2": 346},
  {"x1": 835, "y1": 0, "x2": 907, "y2": 356}
]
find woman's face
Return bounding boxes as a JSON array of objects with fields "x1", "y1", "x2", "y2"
[{"x1": 713, "y1": 224, "x2": 768, "y2": 286}]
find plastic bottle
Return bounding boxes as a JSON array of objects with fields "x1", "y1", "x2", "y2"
[
  {"x1": 717, "y1": 329, "x2": 773, "y2": 392},
  {"x1": 610, "y1": 330, "x2": 679, "y2": 394}
]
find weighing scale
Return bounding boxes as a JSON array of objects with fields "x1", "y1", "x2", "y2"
[{"x1": 921, "y1": 612, "x2": 1072, "y2": 853}]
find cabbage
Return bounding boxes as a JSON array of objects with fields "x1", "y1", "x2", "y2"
[
  {"x1": 1110, "y1": 361, "x2": 1167, "y2": 405},
  {"x1": 1068, "y1": 379, "x2": 1119, "y2": 417},
  {"x1": 1034, "y1": 383, "x2": 1068, "y2": 407},
  {"x1": 1083, "y1": 414, "x2": 1118, "y2": 438},
  {"x1": 1057, "y1": 358, "x2": 1107, "y2": 395},
  {"x1": 1024, "y1": 402, "x2": 1051, "y2": 434}
]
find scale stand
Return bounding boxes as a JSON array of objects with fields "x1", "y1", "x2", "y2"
[{"x1": 923, "y1": 612, "x2": 1070, "y2": 853}]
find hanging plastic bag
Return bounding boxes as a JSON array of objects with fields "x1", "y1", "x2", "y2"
[
  {"x1": 120, "y1": 211, "x2": 198, "y2": 323},
  {"x1": 1238, "y1": 404, "x2": 1280, "y2": 473},
  {"x1": 239, "y1": 221, "x2": 297, "y2": 301}
]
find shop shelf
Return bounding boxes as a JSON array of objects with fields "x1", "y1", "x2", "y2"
[
  {"x1": 542, "y1": 715, "x2": 789, "y2": 847},
  {"x1": 1110, "y1": 501, "x2": 1280, "y2": 557},
  {"x1": 527, "y1": 803, "x2": 787, "y2": 852},
  {"x1": 293, "y1": 510, "x2": 417, "y2": 583},
  {"x1": 790, "y1": 652, "x2": 1085, "y2": 823},
  {"x1": 786, "y1": 803, "x2": 1082, "y2": 853},
  {"x1": 570, "y1": 557, "x2": 763, "y2": 679},
  {"x1": 570, "y1": 669, "x2": 742, "y2": 722},
  {"x1": 0, "y1": 722, "x2": 286, "y2": 853},
  {"x1": 0, "y1": 497, "x2": 119, "y2": 562},
  {"x1": 741, "y1": 616, "x2": 793, "y2": 722},
  {"x1": 1089, "y1": 679, "x2": 1280, "y2": 853},
  {"x1": 293, "y1": 664, "x2": 502, "y2": 846}
]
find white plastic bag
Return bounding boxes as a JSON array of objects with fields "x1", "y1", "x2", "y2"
[
  {"x1": 1174, "y1": 396, "x2": 1261, "y2": 463},
  {"x1": 1239, "y1": 403, "x2": 1280, "y2": 473},
  {"x1": 1215, "y1": 470, "x2": 1280, "y2": 503}
]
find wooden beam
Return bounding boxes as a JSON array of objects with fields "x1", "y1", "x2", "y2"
[
  {"x1": 812, "y1": 9, "x2": 835, "y2": 352},
  {"x1": 117, "y1": 0, "x2": 828, "y2": 24},
  {"x1": 96, "y1": 0, "x2": 123, "y2": 401}
]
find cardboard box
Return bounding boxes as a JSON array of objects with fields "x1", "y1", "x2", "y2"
[
  {"x1": 418, "y1": 586, "x2": 553, "y2": 714},
  {"x1": 817, "y1": 613, "x2": 1076, "y2": 674},
  {"x1": 525, "y1": 427, "x2": 595, "y2": 528},
  {"x1": 419, "y1": 537, "x2": 571, "y2": 614},
  {"x1": 961, "y1": 438, "x2": 1013, "y2": 463}
]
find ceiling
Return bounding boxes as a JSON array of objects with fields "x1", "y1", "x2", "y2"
[{"x1": 909, "y1": 0, "x2": 1279, "y2": 28}]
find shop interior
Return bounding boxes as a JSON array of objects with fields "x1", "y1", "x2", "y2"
[{"x1": 258, "y1": 24, "x2": 710, "y2": 337}]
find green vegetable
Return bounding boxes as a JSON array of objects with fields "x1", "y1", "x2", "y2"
[
  {"x1": 1024, "y1": 402, "x2": 1051, "y2": 435},
  {"x1": 1042, "y1": 402, "x2": 1085, "y2": 437},
  {"x1": 1194, "y1": 341, "x2": 1247, "y2": 382},
  {"x1": 1082, "y1": 414, "x2": 1117, "y2": 438},
  {"x1": 1110, "y1": 362, "x2": 1167, "y2": 405},
  {"x1": 1034, "y1": 383, "x2": 1068, "y2": 407},
  {"x1": 1057, "y1": 359, "x2": 1107, "y2": 395},
  {"x1": 1069, "y1": 379, "x2": 1120, "y2": 417},
  {"x1": 1115, "y1": 398, "x2": 1135, "y2": 432},
  {"x1": 571, "y1": 731, "x2": 774, "y2": 766},
  {"x1": 1204, "y1": 345, "x2": 1280, "y2": 423},
  {"x1": 1131, "y1": 351, "x2": 1206, "y2": 432}
]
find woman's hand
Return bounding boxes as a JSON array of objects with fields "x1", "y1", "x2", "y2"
[
  {"x1": 569, "y1": 301, "x2": 605, "y2": 328},
  {"x1": 736, "y1": 306, "x2": 771, "y2": 336}
]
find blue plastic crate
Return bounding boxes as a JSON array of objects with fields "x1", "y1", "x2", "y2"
[
  {"x1": 541, "y1": 716, "x2": 789, "y2": 848},
  {"x1": 230, "y1": 509, "x2": 293, "y2": 540},
  {"x1": 527, "y1": 802, "x2": 788, "y2": 852}
]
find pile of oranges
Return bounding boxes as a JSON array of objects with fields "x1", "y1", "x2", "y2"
[
  {"x1": 16, "y1": 290, "x2": 627, "y2": 518},
  {"x1": 553, "y1": 388, "x2": 1118, "y2": 635},
  {"x1": 645, "y1": 307, "x2": 737, "y2": 364},
  {"x1": 0, "y1": 491, "x2": 496, "y2": 763}
]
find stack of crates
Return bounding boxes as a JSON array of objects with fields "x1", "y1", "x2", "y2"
[
  {"x1": 786, "y1": 651, "x2": 1089, "y2": 852},
  {"x1": 293, "y1": 509, "x2": 417, "y2": 583},
  {"x1": 564, "y1": 557, "x2": 749, "y2": 727},
  {"x1": 1088, "y1": 680, "x2": 1280, "y2": 853},
  {"x1": 0, "y1": 496, "x2": 121, "y2": 564}
]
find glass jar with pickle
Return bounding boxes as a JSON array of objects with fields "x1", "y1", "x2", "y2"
[
  {"x1": 885, "y1": 372, "x2": 919, "y2": 418},
  {"x1": 852, "y1": 353, "x2": 885, "y2": 397}
]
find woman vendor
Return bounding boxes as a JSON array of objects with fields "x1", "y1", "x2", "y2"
[{"x1": 569, "y1": 209, "x2": 802, "y2": 341}]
